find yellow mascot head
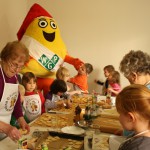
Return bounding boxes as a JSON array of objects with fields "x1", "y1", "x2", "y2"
[{"x1": 17, "y1": 3, "x2": 67, "y2": 77}]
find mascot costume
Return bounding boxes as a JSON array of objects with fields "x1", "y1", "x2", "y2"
[{"x1": 17, "y1": 3, "x2": 84, "y2": 96}]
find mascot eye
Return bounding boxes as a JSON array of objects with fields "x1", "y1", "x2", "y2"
[
  {"x1": 38, "y1": 20, "x2": 48, "y2": 28},
  {"x1": 50, "y1": 21, "x2": 57, "y2": 29}
]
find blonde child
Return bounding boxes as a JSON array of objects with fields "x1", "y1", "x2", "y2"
[
  {"x1": 56, "y1": 66, "x2": 81, "y2": 95},
  {"x1": 107, "y1": 70, "x2": 121, "y2": 96},
  {"x1": 68, "y1": 63, "x2": 93, "y2": 93},
  {"x1": 116, "y1": 84, "x2": 150, "y2": 150},
  {"x1": 95, "y1": 65, "x2": 115, "y2": 95},
  {"x1": 22, "y1": 72, "x2": 45, "y2": 122}
]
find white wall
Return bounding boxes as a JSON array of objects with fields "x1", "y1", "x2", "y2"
[
  {"x1": 1, "y1": 0, "x2": 150, "y2": 93},
  {"x1": 0, "y1": 0, "x2": 27, "y2": 48}
]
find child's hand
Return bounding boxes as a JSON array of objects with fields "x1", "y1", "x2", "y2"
[
  {"x1": 56, "y1": 100, "x2": 64, "y2": 108},
  {"x1": 107, "y1": 88, "x2": 113, "y2": 93},
  {"x1": 63, "y1": 99, "x2": 72, "y2": 109},
  {"x1": 94, "y1": 79, "x2": 98, "y2": 83},
  {"x1": 76, "y1": 90, "x2": 81, "y2": 94}
]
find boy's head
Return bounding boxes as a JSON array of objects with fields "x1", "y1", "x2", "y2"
[
  {"x1": 50, "y1": 79, "x2": 67, "y2": 96},
  {"x1": 78, "y1": 63, "x2": 93, "y2": 75},
  {"x1": 85, "y1": 63, "x2": 93, "y2": 74},
  {"x1": 56, "y1": 67, "x2": 70, "y2": 82},
  {"x1": 103, "y1": 65, "x2": 115, "y2": 77}
]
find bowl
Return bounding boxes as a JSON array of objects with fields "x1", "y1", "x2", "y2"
[{"x1": 77, "y1": 120, "x2": 89, "y2": 129}]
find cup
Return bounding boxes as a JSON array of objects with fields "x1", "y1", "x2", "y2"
[
  {"x1": 84, "y1": 129, "x2": 95, "y2": 149},
  {"x1": 111, "y1": 97, "x2": 116, "y2": 106}
]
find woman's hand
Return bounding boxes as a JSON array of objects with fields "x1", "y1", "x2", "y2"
[
  {"x1": 0, "y1": 121, "x2": 21, "y2": 141},
  {"x1": 6, "y1": 125, "x2": 21, "y2": 142}
]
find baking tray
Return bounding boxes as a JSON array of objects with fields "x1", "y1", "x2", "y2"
[
  {"x1": 32, "y1": 131, "x2": 84, "y2": 150},
  {"x1": 49, "y1": 131, "x2": 84, "y2": 140},
  {"x1": 48, "y1": 131, "x2": 84, "y2": 150}
]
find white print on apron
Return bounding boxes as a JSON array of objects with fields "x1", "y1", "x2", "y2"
[
  {"x1": 23, "y1": 94, "x2": 41, "y2": 122},
  {"x1": 0, "y1": 66, "x2": 18, "y2": 139},
  {"x1": 0, "y1": 66, "x2": 18, "y2": 124},
  {"x1": 21, "y1": 35, "x2": 63, "y2": 72}
]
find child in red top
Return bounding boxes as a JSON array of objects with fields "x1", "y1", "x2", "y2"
[
  {"x1": 22, "y1": 72, "x2": 45, "y2": 122},
  {"x1": 68, "y1": 63, "x2": 93, "y2": 93}
]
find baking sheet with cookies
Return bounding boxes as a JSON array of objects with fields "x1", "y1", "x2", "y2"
[
  {"x1": 30, "y1": 113, "x2": 74, "y2": 129},
  {"x1": 71, "y1": 94, "x2": 93, "y2": 108},
  {"x1": 34, "y1": 132, "x2": 84, "y2": 150},
  {"x1": 50, "y1": 94, "x2": 93, "y2": 112}
]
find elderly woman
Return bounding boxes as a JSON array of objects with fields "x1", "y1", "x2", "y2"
[
  {"x1": 120, "y1": 50, "x2": 150, "y2": 89},
  {"x1": 119, "y1": 50, "x2": 150, "y2": 136},
  {"x1": 0, "y1": 41, "x2": 30, "y2": 141}
]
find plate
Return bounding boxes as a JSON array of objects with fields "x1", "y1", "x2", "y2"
[
  {"x1": 96, "y1": 96, "x2": 116, "y2": 106},
  {"x1": 61, "y1": 126, "x2": 85, "y2": 135},
  {"x1": 96, "y1": 96, "x2": 106, "y2": 102}
]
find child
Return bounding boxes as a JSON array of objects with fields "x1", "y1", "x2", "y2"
[
  {"x1": 45, "y1": 79, "x2": 68, "y2": 112},
  {"x1": 68, "y1": 63, "x2": 93, "y2": 93},
  {"x1": 95, "y1": 65, "x2": 115, "y2": 95},
  {"x1": 116, "y1": 84, "x2": 150, "y2": 150},
  {"x1": 56, "y1": 66, "x2": 81, "y2": 95},
  {"x1": 107, "y1": 70, "x2": 121, "y2": 96},
  {"x1": 22, "y1": 72, "x2": 45, "y2": 122}
]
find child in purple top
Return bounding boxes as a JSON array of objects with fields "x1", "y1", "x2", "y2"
[{"x1": 45, "y1": 79, "x2": 69, "y2": 112}]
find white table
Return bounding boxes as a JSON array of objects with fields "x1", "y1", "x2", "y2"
[{"x1": 0, "y1": 126, "x2": 40, "y2": 150}]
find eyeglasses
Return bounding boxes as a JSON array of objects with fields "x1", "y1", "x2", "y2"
[{"x1": 8, "y1": 61, "x2": 24, "y2": 70}]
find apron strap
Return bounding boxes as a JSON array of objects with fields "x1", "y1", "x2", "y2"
[{"x1": 0, "y1": 66, "x2": 6, "y2": 83}]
